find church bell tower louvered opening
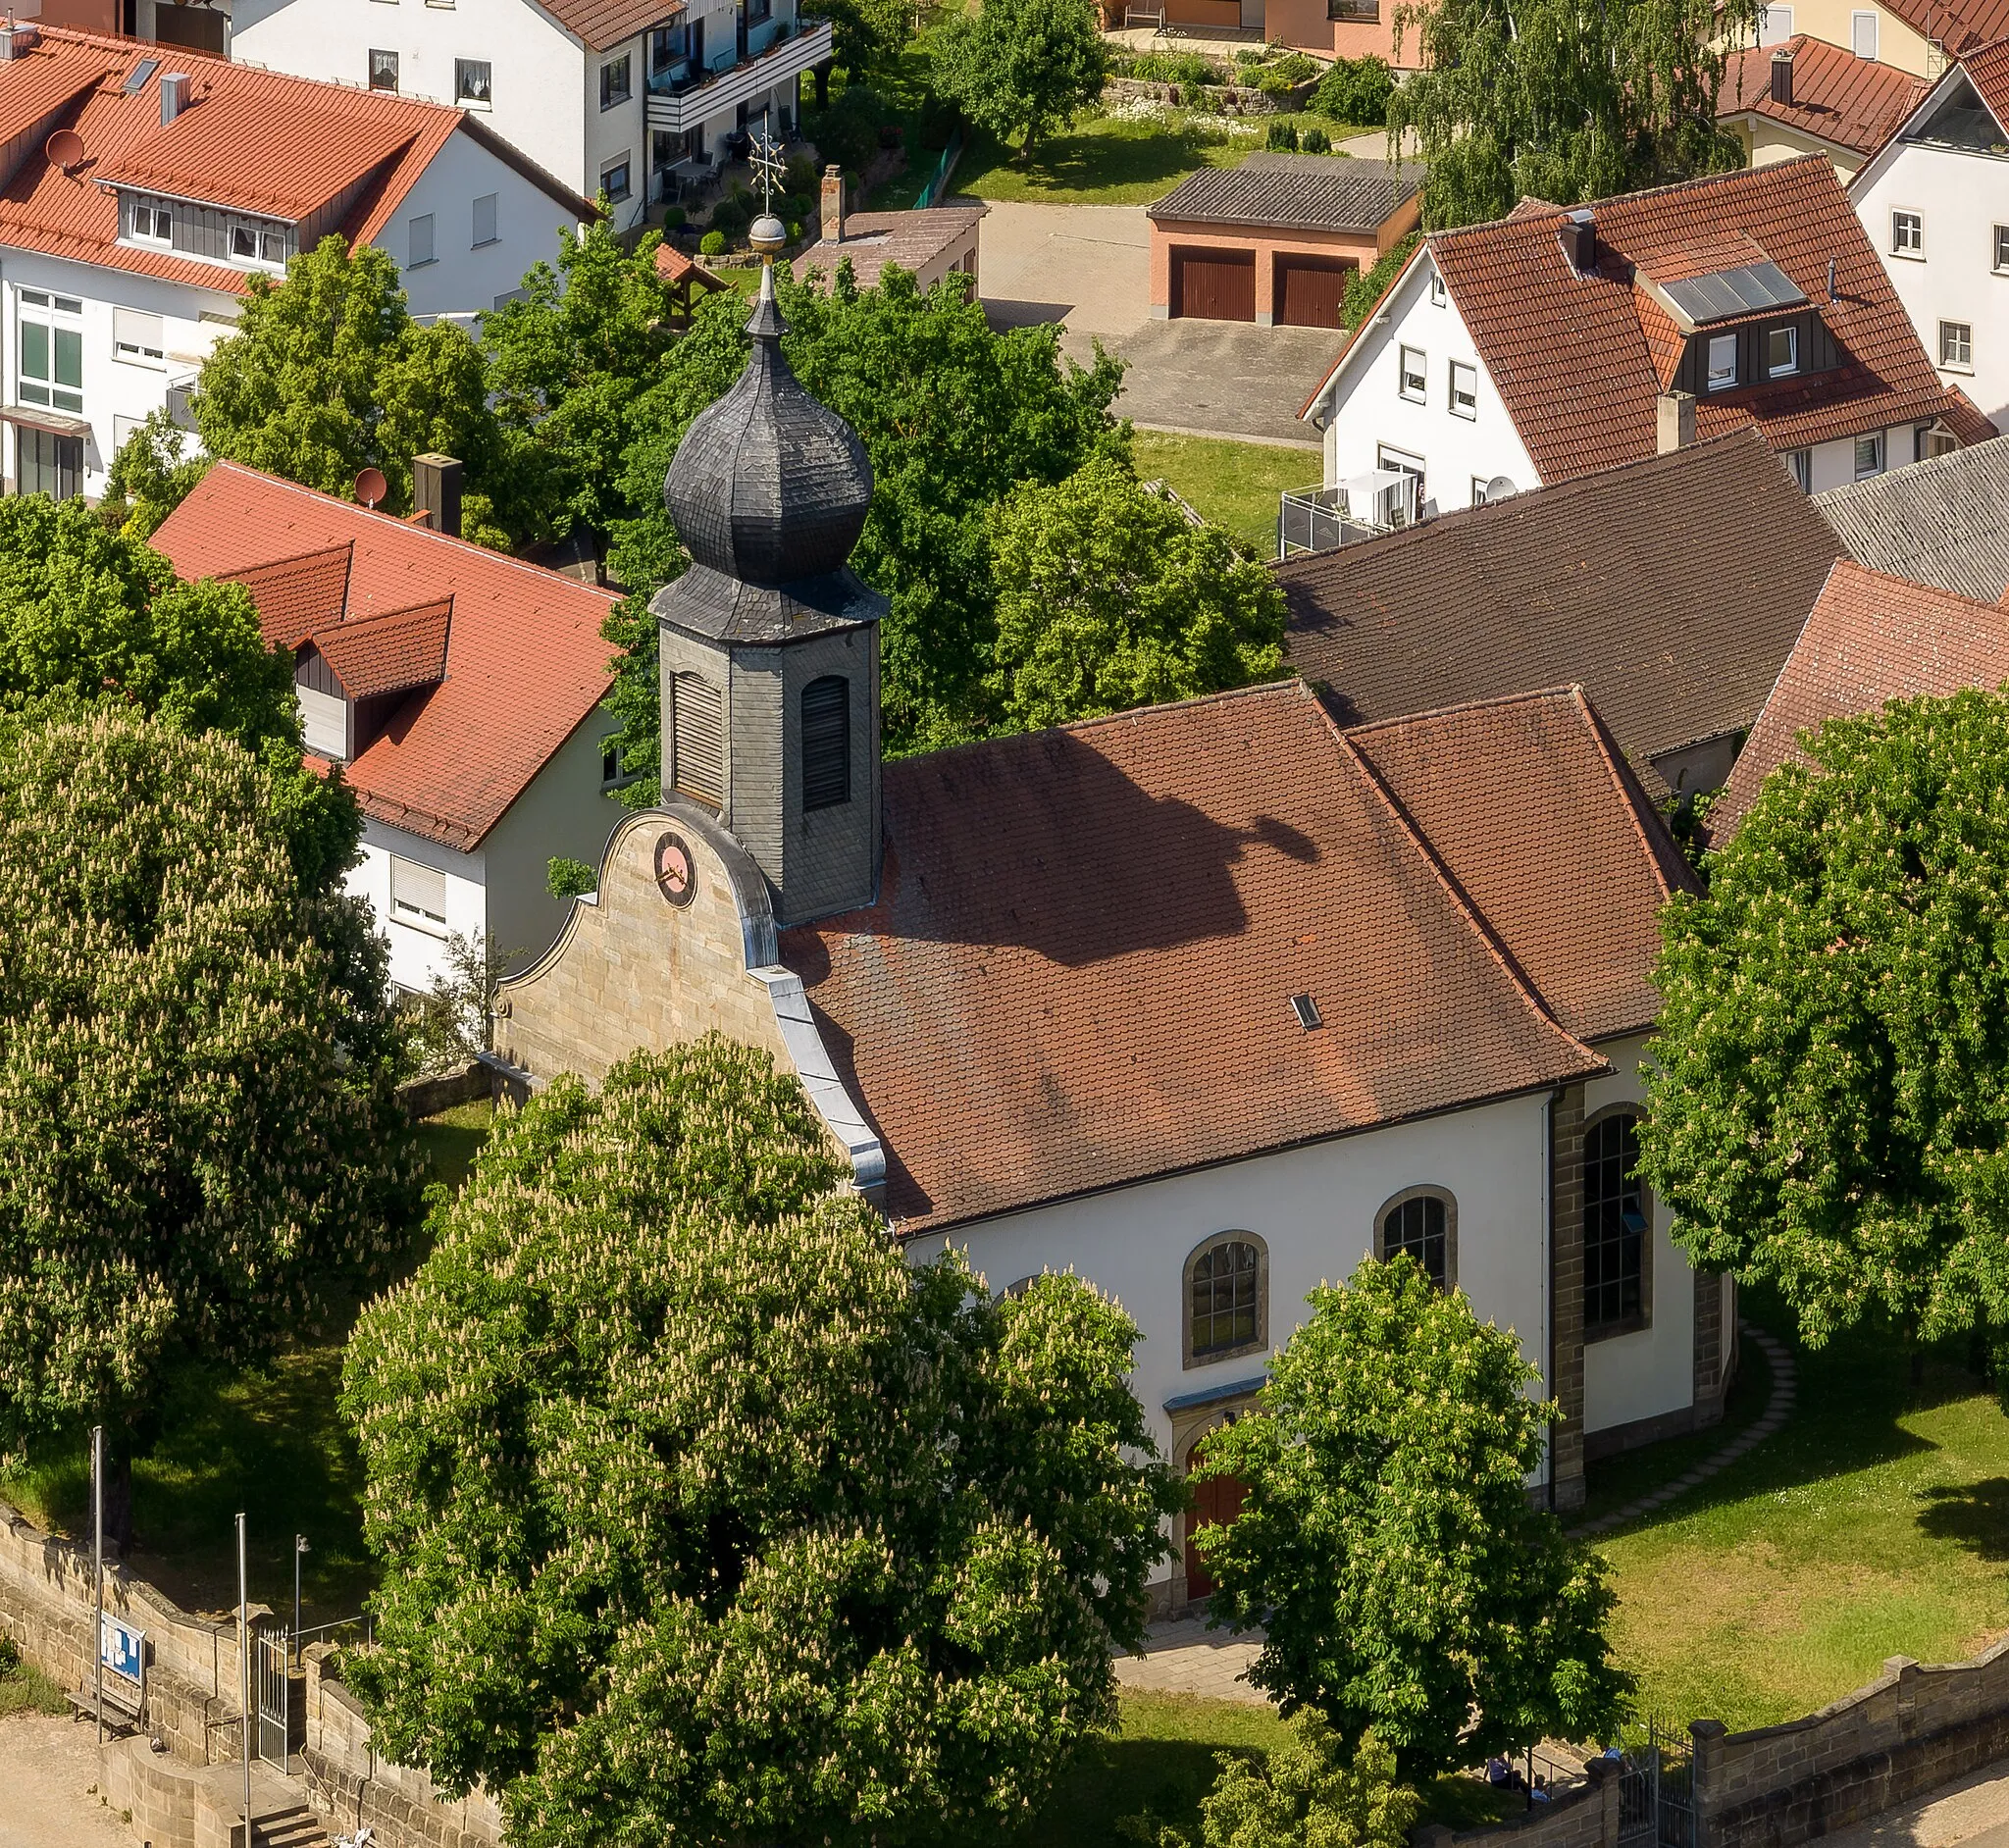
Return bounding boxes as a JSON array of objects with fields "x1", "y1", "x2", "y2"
[{"x1": 651, "y1": 263, "x2": 885, "y2": 927}]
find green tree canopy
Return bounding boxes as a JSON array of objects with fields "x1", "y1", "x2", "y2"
[
  {"x1": 193, "y1": 236, "x2": 519, "y2": 542},
  {"x1": 0, "y1": 704, "x2": 416, "y2": 1542},
  {"x1": 1387, "y1": 0, "x2": 1758, "y2": 227},
  {"x1": 342, "y1": 1036, "x2": 1180, "y2": 1847},
  {"x1": 930, "y1": 0, "x2": 1111, "y2": 161},
  {"x1": 101, "y1": 408, "x2": 214, "y2": 541},
  {"x1": 1642, "y1": 688, "x2": 2009, "y2": 1352},
  {"x1": 1195, "y1": 1257, "x2": 1630, "y2": 1779},
  {"x1": 986, "y1": 455, "x2": 1286, "y2": 731},
  {"x1": 1137, "y1": 1720, "x2": 1420, "y2": 1848},
  {"x1": 604, "y1": 262, "x2": 1126, "y2": 782}
]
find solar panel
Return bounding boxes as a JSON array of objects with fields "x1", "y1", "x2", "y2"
[
  {"x1": 123, "y1": 58, "x2": 161, "y2": 93},
  {"x1": 1660, "y1": 260, "x2": 1807, "y2": 325}
]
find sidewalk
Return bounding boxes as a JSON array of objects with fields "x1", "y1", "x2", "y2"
[
  {"x1": 1112, "y1": 1615, "x2": 1272, "y2": 1705},
  {"x1": 1816, "y1": 1759, "x2": 2009, "y2": 1848}
]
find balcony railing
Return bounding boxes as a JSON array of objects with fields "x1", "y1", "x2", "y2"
[
  {"x1": 644, "y1": 16, "x2": 831, "y2": 134},
  {"x1": 1276, "y1": 471, "x2": 1417, "y2": 558}
]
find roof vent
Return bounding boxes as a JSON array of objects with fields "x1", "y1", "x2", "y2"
[
  {"x1": 159, "y1": 72, "x2": 192, "y2": 128},
  {"x1": 1771, "y1": 47, "x2": 1795, "y2": 107},
  {"x1": 0, "y1": 20, "x2": 39, "y2": 60},
  {"x1": 1559, "y1": 208, "x2": 1595, "y2": 275},
  {"x1": 1290, "y1": 993, "x2": 1322, "y2": 1031}
]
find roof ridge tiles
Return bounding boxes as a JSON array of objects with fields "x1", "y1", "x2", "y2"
[{"x1": 1340, "y1": 683, "x2": 1587, "y2": 733}]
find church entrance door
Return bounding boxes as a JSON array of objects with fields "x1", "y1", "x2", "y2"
[{"x1": 1183, "y1": 1438, "x2": 1247, "y2": 1602}]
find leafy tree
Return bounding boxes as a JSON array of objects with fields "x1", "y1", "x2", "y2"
[
  {"x1": 1387, "y1": 0, "x2": 1758, "y2": 227},
  {"x1": 1132, "y1": 1720, "x2": 1419, "y2": 1848},
  {"x1": 401, "y1": 930, "x2": 518, "y2": 1076},
  {"x1": 1309, "y1": 56, "x2": 1394, "y2": 128},
  {"x1": 1195, "y1": 1257, "x2": 1630, "y2": 1779},
  {"x1": 342, "y1": 1036, "x2": 1180, "y2": 1847},
  {"x1": 604, "y1": 263, "x2": 1125, "y2": 786},
  {"x1": 985, "y1": 455, "x2": 1286, "y2": 731},
  {"x1": 803, "y1": 0, "x2": 911, "y2": 100},
  {"x1": 0, "y1": 705, "x2": 417, "y2": 1546},
  {"x1": 930, "y1": 0, "x2": 1111, "y2": 163},
  {"x1": 193, "y1": 236, "x2": 521, "y2": 541},
  {"x1": 101, "y1": 408, "x2": 212, "y2": 541},
  {"x1": 1642, "y1": 688, "x2": 2009, "y2": 1356}
]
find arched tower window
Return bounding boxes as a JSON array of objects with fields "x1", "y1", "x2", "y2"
[
  {"x1": 670, "y1": 672, "x2": 722, "y2": 805},
  {"x1": 801, "y1": 674, "x2": 850, "y2": 810},
  {"x1": 1184, "y1": 1233, "x2": 1266, "y2": 1367},
  {"x1": 1584, "y1": 1110, "x2": 1649, "y2": 1335},
  {"x1": 1376, "y1": 1188, "x2": 1456, "y2": 1291}
]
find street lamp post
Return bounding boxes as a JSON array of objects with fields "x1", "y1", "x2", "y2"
[
  {"x1": 237, "y1": 1513, "x2": 252, "y2": 1848},
  {"x1": 91, "y1": 1425, "x2": 103, "y2": 1747},
  {"x1": 293, "y1": 1536, "x2": 309, "y2": 1671}
]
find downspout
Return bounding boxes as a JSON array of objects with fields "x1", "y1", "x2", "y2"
[{"x1": 1542, "y1": 1084, "x2": 1556, "y2": 1510}]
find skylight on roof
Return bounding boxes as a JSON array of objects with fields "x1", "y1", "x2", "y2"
[
  {"x1": 1659, "y1": 260, "x2": 1807, "y2": 324},
  {"x1": 1291, "y1": 993, "x2": 1322, "y2": 1031},
  {"x1": 123, "y1": 58, "x2": 161, "y2": 94}
]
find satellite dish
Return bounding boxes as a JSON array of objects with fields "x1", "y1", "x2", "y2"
[
  {"x1": 1483, "y1": 474, "x2": 1519, "y2": 504},
  {"x1": 353, "y1": 467, "x2": 387, "y2": 509},
  {"x1": 44, "y1": 129, "x2": 84, "y2": 174}
]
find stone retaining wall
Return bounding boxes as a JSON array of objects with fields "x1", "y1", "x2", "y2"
[
  {"x1": 1424, "y1": 1761, "x2": 1623, "y2": 1848},
  {"x1": 395, "y1": 1060, "x2": 491, "y2": 1122},
  {"x1": 1102, "y1": 75, "x2": 1318, "y2": 114}
]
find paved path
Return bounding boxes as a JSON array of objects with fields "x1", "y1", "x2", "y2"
[
  {"x1": 975, "y1": 198, "x2": 1332, "y2": 445},
  {"x1": 1114, "y1": 1615, "x2": 1272, "y2": 1705},
  {"x1": 1817, "y1": 1758, "x2": 2009, "y2": 1848},
  {"x1": 0, "y1": 1714, "x2": 137, "y2": 1848},
  {"x1": 1571, "y1": 1320, "x2": 1796, "y2": 1538}
]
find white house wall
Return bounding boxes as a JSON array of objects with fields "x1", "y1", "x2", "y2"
[
  {"x1": 379, "y1": 125, "x2": 586, "y2": 316},
  {"x1": 353, "y1": 817, "x2": 488, "y2": 996},
  {"x1": 584, "y1": 28, "x2": 648, "y2": 233},
  {"x1": 1853, "y1": 137, "x2": 2009, "y2": 427},
  {"x1": 1316, "y1": 250, "x2": 1541, "y2": 508},
  {"x1": 229, "y1": 0, "x2": 590, "y2": 203}
]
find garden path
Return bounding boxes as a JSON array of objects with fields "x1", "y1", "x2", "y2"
[{"x1": 0, "y1": 1715, "x2": 137, "y2": 1848}]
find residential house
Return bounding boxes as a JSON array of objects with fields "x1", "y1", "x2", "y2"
[
  {"x1": 1710, "y1": 557, "x2": 2009, "y2": 835},
  {"x1": 1815, "y1": 431, "x2": 2009, "y2": 600},
  {"x1": 149, "y1": 460, "x2": 625, "y2": 996},
  {"x1": 489, "y1": 276, "x2": 1739, "y2": 1610},
  {"x1": 1298, "y1": 157, "x2": 1993, "y2": 522},
  {"x1": 1754, "y1": 0, "x2": 2008, "y2": 76},
  {"x1": 1108, "y1": 0, "x2": 1415, "y2": 71},
  {"x1": 1851, "y1": 42, "x2": 2009, "y2": 429},
  {"x1": 1146, "y1": 154, "x2": 1422, "y2": 329},
  {"x1": 801, "y1": 167, "x2": 984, "y2": 293},
  {"x1": 226, "y1": 0, "x2": 833, "y2": 233},
  {"x1": 1718, "y1": 37, "x2": 1927, "y2": 179},
  {"x1": 0, "y1": 22, "x2": 590, "y2": 500},
  {"x1": 1276, "y1": 430, "x2": 1846, "y2": 796}
]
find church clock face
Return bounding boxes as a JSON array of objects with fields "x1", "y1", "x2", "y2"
[{"x1": 654, "y1": 832, "x2": 696, "y2": 907}]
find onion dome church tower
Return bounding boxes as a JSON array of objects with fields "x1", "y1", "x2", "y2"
[{"x1": 652, "y1": 257, "x2": 885, "y2": 928}]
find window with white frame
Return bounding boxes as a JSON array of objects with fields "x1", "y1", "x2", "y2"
[
  {"x1": 369, "y1": 47, "x2": 399, "y2": 91},
  {"x1": 1398, "y1": 344, "x2": 1426, "y2": 401},
  {"x1": 600, "y1": 54, "x2": 632, "y2": 109},
  {"x1": 1766, "y1": 324, "x2": 1798, "y2": 378},
  {"x1": 1376, "y1": 443, "x2": 1425, "y2": 522},
  {"x1": 1854, "y1": 431, "x2": 1885, "y2": 478},
  {"x1": 409, "y1": 214, "x2": 436, "y2": 267},
  {"x1": 113, "y1": 307, "x2": 165, "y2": 367},
  {"x1": 1429, "y1": 272, "x2": 1447, "y2": 307},
  {"x1": 1940, "y1": 320, "x2": 1974, "y2": 369},
  {"x1": 1996, "y1": 225, "x2": 2009, "y2": 273},
  {"x1": 18, "y1": 290, "x2": 83, "y2": 414},
  {"x1": 389, "y1": 856, "x2": 449, "y2": 932},
  {"x1": 229, "y1": 222, "x2": 288, "y2": 268},
  {"x1": 1706, "y1": 333, "x2": 1738, "y2": 391},
  {"x1": 1786, "y1": 448, "x2": 1811, "y2": 491},
  {"x1": 129, "y1": 197, "x2": 172, "y2": 244},
  {"x1": 1448, "y1": 359, "x2": 1477, "y2": 418},
  {"x1": 1892, "y1": 210, "x2": 1923, "y2": 256},
  {"x1": 455, "y1": 57, "x2": 491, "y2": 105},
  {"x1": 472, "y1": 192, "x2": 498, "y2": 247},
  {"x1": 600, "y1": 156, "x2": 632, "y2": 203},
  {"x1": 1851, "y1": 9, "x2": 1878, "y2": 57}
]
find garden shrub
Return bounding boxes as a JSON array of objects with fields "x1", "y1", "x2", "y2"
[
  {"x1": 1311, "y1": 55, "x2": 1395, "y2": 126},
  {"x1": 1266, "y1": 119, "x2": 1299, "y2": 149},
  {"x1": 699, "y1": 230, "x2": 727, "y2": 256},
  {"x1": 803, "y1": 81, "x2": 885, "y2": 176},
  {"x1": 664, "y1": 206, "x2": 686, "y2": 229},
  {"x1": 1126, "y1": 49, "x2": 1221, "y2": 85},
  {"x1": 1301, "y1": 125, "x2": 1331, "y2": 152},
  {"x1": 708, "y1": 195, "x2": 748, "y2": 237}
]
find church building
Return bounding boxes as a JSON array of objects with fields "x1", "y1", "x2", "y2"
[{"x1": 491, "y1": 265, "x2": 1735, "y2": 1610}]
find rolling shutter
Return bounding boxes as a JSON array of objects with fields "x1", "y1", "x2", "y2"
[{"x1": 1171, "y1": 247, "x2": 1256, "y2": 323}]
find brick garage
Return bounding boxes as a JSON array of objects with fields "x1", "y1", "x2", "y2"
[{"x1": 1149, "y1": 153, "x2": 1423, "y2": 328}]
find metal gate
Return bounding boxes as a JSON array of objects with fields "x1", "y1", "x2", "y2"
[
  {"x1": 1619, "y1": 1716, "x2": 1695, "y2": 1848},
  {"x1": 255, "y1": 1623, "x2": 289, "y2": 1771}
]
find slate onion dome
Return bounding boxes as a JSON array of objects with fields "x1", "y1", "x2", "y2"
[{"x1": 662, "y1": 261, "x2": 874, "y2": 590}]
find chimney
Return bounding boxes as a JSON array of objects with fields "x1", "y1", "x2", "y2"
[
  {"x1": 160, "y1": 72, "x2": 191, "y2": 127},
  {"x1": 413, "y1": 453, "x2": 463, "y2": 539},
  {"x1": 1771, "y1": 47, "x2": 1795, "y2": 107},
  {"x1": 1657, "y1": 389, "x2": 1696, "y2": 454},
  {"x1": 0, "y1": 21, "x2": 39, "y2": 60},
  {"x1": 821, "y1": 164, "x2": 846, "y2": 244},
  {"x1": 1559, "y1": 208, "x2": 1595, "y2": 275}
]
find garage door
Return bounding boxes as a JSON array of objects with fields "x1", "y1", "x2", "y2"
[
  {"x1": 1274, "y1": 255, "x2": 1354, "y2": 330},
  {"x1": 1171, "y1": 248, "x2": 1256, "y2": 323}
]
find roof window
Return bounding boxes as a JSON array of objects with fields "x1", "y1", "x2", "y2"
[{"x1": 1290, "y1": 993, "x2": 1322, "y2": 1030}]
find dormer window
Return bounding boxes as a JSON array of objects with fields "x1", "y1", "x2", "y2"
[
  {"x1": 1706, "y1": 334, "x2": 1738, "y2": 391},
  {"x1": 130, "y1": 200, "x2": 171, "y2": 244},
  {"x1": 1766, "y1": 324, "x2": 1798, "y2": 378}
]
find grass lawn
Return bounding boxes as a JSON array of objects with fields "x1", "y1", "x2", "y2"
[
  {"x1": 0, "y1": 1104, "x2": 497, "y2": 1624},
  {"x1": 1133, "y1": 430, "x2": 1317, "y2": 556},
  {"x1": 0, "y1": 1653, "x2": 66, "y2": 1718},
  {"x1": 1588, "y1": 1288, "x2": 2009, "y2": 1731}
]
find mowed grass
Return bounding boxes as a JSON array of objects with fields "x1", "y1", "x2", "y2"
[
  {"x1": 1588, "y1": 1290, "x2": 2009, "y2": 1731},
  {"x1": 0, "y1": 1105, "x2": 497, "y2": 1623},
  {"x1": 1133, "y1": 430, "x2": 1318, "y2": 556}
]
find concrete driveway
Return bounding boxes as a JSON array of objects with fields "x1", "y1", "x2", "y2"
[{"x1": 976, "y1": 198, "x2": 1329, "y2": 448}]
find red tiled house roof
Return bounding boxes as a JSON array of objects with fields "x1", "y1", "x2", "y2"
[
  {"x1": 0, "y1": 26, "x2": 591, "y2": 295},
  {"x1": 217, "y1": 543, "x2": 354, "y2": 648},
  {"x1": 1348, "y1": 687, "x2": 1695, "y2": 1046},
  {"x1": 153, "y1": 463, "x2": 619, "y2": 849},
  {"x1": 1880, "y1": 0, "x2": 2009, "y2": 59},
  {"x1": 1313, "y1": 157, "x2": 1988, "y2": 482},
  {"x1": 306, "y1": 598, "x2": 454, "y2": 701},
  {"x1": 1711, "y1": 559, "x2": 2009, "y2": 836},
  {"x1": 778, "y1": 679, "x2": 1612, "y2": 1234},
  {"x1": 1717, "y1": 37, "x2": 1930, "y2": 156},
  {"x1": 541, "y1": 0, "x2": 689, "y2": 52}
]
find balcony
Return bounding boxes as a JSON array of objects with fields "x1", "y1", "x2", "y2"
[
  {"x1": 1276, "y1": 470, "x2": 1418, "y2": 557},
  {"x1": 645, "y1": 17, "x2": 832, "y2": 136}
]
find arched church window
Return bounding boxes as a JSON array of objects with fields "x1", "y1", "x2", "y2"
[
  {"x1": 801, "y1": 674, "x2": 850, "y2": 810},
  {"x1": 1185, "y1": 1233, "x2": 1266, "y2": 1366},
  {"x1": 1377, "y1": 1189, "x2": 1455, "y2": 1291},
  {"x1": 671, "y1": 672, "x2": 722, "y2": 805},
  {"x1": 1584, "y1": 1110, "x2": 1650, "y2": 1335}
]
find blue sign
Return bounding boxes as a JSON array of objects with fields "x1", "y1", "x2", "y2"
[{"x1": 100, "y1": 1615, "x2": 142, "y2": 1686}]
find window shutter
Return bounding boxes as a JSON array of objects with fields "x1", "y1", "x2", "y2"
[
  {"x1": 113, "y1": 308, "x2": 163, "y2": 351},
  {"x1": 801, "y1": 675, "x2": 850, "y2": 810},
  {"x1": 472, "y1": 192, "x2": 498, "y2": 247},
  {"x1": 672, "y1": 674, "x2": 723, "y2": 803},
  {"x1": 409, "y1": 213, "x2": 435, "y2": 267}
]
